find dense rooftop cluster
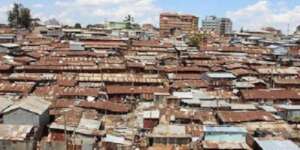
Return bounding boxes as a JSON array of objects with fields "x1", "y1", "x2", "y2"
[{"x1": 0, "y1": 13, "x2": 300, "y2": 150}]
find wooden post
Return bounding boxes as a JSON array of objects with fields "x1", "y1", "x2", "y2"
[{"x1": 63, "y1": 112, "x2": 68, "y2": 150}]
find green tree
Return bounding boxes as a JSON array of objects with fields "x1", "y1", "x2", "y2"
[
  {"x1": 86, "y1": 24, "x2": 92, "y2": 29},
  {"x1": 293, "y1": 116, "x2": 300, "y2": 129},
  {"x1": 74, "y1": 23, "x2": 82, "y2": 29},
  {"x1": 7, "y1": 3, "x2": 32, "y2": 29},
  {"x1": 8, "y1": 3, "x2": 20, "y2": 27},
  {"x1": 124, "y1": 15, "x2": 134, "y2": 22},
  {"x1": 19, "y1": 7, "x2": 31, "y2": 28},
  {"x1": 124, "y1": 15, "x2": 134, "y2": 29},
  {"x1": 240, "y1": 27, "x2": 244, "y2": 33},
  {"x1": 188, "y1": 33, "x2": 206, "y2": 48}
]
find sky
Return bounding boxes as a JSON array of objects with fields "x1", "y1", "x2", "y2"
[{"x1": 1, "y1": 0, "x2": 300, "y2": 33}]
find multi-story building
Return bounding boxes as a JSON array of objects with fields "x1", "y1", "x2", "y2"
[
  {"x1": 160, "y1": 12, "x2": 199, "y2": 38},
  {"x1": 202, "y1": 16, "x2": 232, "y2": 36}
]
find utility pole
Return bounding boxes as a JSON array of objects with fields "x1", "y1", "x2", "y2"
[
  {"x1": 71, "y1": 111, "x2": 82, "y2": 150},
  {"x1": 63, "y1": 112, "x2": 68, "y2": 150},
  {"x1": 15, "y1": 0, "x2": 20, "y2": 40}
]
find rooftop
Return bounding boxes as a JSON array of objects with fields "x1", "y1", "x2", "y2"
[
  {"x1": 0, "y1": 124, "x2": 34, "y2": 141},
  {"x1": 205, "y1": 72, "x2": 236, "y2": 79},
  {"x1": 204, "y1": 126, "x2": 247, "y2": 133},
  {"x1": 255, "y1": 139, "x2": 300, "y2": 150},
  {"x1": 3, "y1": 96, "x2": 51, "y2": 115}
]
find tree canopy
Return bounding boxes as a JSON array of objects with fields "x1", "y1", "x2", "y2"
[
  {"x1": 74, "y1": 23, "x2": 82, "y2": 29},
  {"x1": 8, "y1": 3, "x2": 32, "y2": 29},
  {"x1": 293, "y1": 116, "x2": 300, "y2": 122},
  {"x1": 188, "y1": 33, "x2": 207, "y2": 48},
  {"x1": 124, "y1": 15, "x2": 134, "y2": 23}
]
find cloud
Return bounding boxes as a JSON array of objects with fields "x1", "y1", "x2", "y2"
[
  {"x1": 226, "y1": 0, "x2": 300, "y2": 33},
  {"x1": 51, "y1": 0, "x2": 161, "y2": 25},
  {"x1": 32, "y1": 3, "x2": 44, "y2": 9}
]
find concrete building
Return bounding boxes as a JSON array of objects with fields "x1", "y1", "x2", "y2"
[
  {"x1": 202, "y1": 16, "x2": 232, "y2": 36},
  {"x1": 3, "y1": 96, "x2": 51, "y2": 126},
  {"x1": 160, "y1": 12, "x2": 198, "y2": 37},
  {"x1": 104, "y1": 20, "x2": 144, "y2": 39}
]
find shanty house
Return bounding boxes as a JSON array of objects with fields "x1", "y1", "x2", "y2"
[
  {"x1": 101, "y1": 127, "x2": 136, "y2": 149},
  {"x1": 2, "y1": 96, "x2": 51, "y2": 126},
  {"x1": 143, "y1": 110, "x2": 160, "y2": 129},
  {"x1": 147, "y1": 124, "x2": 191, "y2": 146},
  {"x1": 276, "y1": 105, "x2": 300, "y2": 122},
  {"x1": 74, "y1": 118, "x2": 102, "y2": 150},
  {"x1": 0, "y1": 97, "x2": 13, "y2": 122},
  {"x1": 46, "y1": 25, "x2": 63, "y2": 37},
  {"x1": 46, "y1": 108, "x2": 102, "y2": 150},
  {"x1": 70, "y1": 41, "x2": 85, "y2": 51},
  {"x1": 216, "y1": 111, "x2": 276, "y2": 124},
  {"x1": 0, "y1": 34, "x2": 16, "y2": 43},
  {"x1": 171, "y1": 111, "x2": 217, "y2": 125},
  {"x1": 0, "y1": 43, "x2": 22, "y2": 55},
  {"x1": 0, "y1": 124, "x2": 36, "y2": 150},
  {"x1": 202, "y1": 72, "x2": 236, "y2": 88},
  {"x1": 202, "y1": 125, "x2": 250, "y2": 150},
  {"x1": 102, "y1": 134, "x2": 132, "y2": 149},
  {"x1": 253, "y1": 138, "x2": 300, "y2": 150},
  {"x1": 203, "y1": 126, "x2": 247, "y2": 142},
  {"x1": 241, "y1": 89, "x2": 300, "y2": 104}
]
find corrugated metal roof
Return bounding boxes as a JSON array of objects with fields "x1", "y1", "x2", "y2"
[
  {"x1": 76, "y1": 118, "x2": 101, "y2": 135},
  {"x1": 149, "y1": 124, "x2": 190, "y2": 137},
  {"x1": 191, "y1": 89, "x2": 214, "y2": 100},
  {"x1": 206, "y1": 72, "x2": 236, "y2": 79},
  {"x1": 3, "y1": 96, "x2": 51, "y2": 115},
  {"x1": 173, "y1": 92, "x2": 193, "y2": 99},
  {"x1": 173, "y1": 89, "x2": 214, "y2": 100},
  {"x1": 258, "y1": 105, "x2": 277, "y2": 112},
  {"x1": 103, "y1": 134, "x2": 131, "y2": 145},
  {"x1": 241, "y1": 89, "x2": 300, "y2": 100},
  {"x1": 256, "y1": 67, "x2": 299, "y2": 75},
  {"x1": 200, "y1": 100, "x2": 230, "y2": 108},
  {"x1": 233, "y1": 81, "x2": 255, "y2": 88},
  {"x1": 143, "y1": 110, "x2": 160, "y2": 119},
  {"x1": 181, "y1": 99, "x2": 202, "y2": 105},
  {"x1": 255, "y1": 139, "x2": 300, "y2": 150},
  {"x1": 0, "y1": 124, "x2": 34, "y2": 141},
  {"x1": 202, "y1": 141, "x2": 250, "y2": 149},
  {"x1": 229, "y1": 104, "x2": 257, "y2": 110},
  {"x1": 0, "y1": 43, "x2": 20, "y2": 48},
  {"x1": 217, "y1": 111, "x2": 276, "y2": 123},
  {"x1": 204, "y1": 126, "x2": 247, "y2": 133},
  {"x1": 276, "y1": 105, "x2": 300, "y2": 110},
  {"x1": 0, "y1": 96, "x2": 13, "y2": 112}
]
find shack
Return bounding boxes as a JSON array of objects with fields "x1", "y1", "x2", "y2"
[{"x1": 2, "y1": 96, "x2": 51, "y2": 126}]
